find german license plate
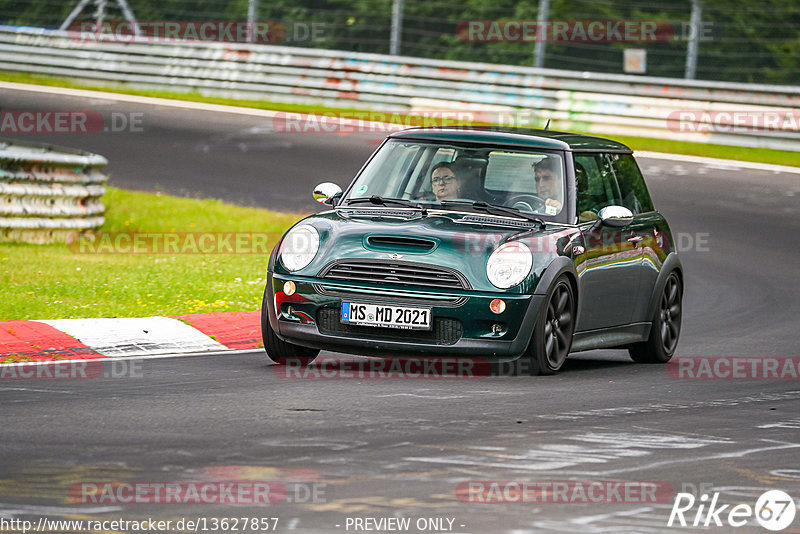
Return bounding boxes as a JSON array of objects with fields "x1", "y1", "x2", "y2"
[{"x1": 341, "y1": 302, "x2": 432, "y2": 330}]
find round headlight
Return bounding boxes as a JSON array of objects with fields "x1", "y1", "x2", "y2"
[
  {"x1": 280, "y1": 224, "x2": 320, "y2": 272},
  {"x1": 486, "y1": 242, "x2": 532, "y2": 289}
]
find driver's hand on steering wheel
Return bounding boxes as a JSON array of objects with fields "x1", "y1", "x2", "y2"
[{"x1": 545, "y1": 198, "x2": 562, "y2": 211}]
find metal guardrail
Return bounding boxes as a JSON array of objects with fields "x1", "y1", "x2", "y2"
[
  {"x1": 0, "y1": 138, "x2": 107, "y2": 244},
  {"x1": 0, "y1": 26, "x2": 799, "y2": 151}
]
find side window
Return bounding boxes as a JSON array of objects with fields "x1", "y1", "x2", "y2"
[
  {"x1": 609, "y1": 154, "x2": 654, "y2": 214},
  {"x1": 574, "y1": 153, "x2": 620, "y2": 222}
]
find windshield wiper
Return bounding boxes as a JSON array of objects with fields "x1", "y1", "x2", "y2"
[
  {"x1": 345, "y1": 195, "x2": 427, "y2": 215},
  {"x1": 439, "y1": 200, "x2": 546, "y2": 229}
]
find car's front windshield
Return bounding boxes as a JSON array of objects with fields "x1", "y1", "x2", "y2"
[{"x1": 342, "y1": 139, "x2": 566, "y2": 219}]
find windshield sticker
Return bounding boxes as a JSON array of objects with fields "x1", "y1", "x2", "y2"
[
  {"x1": 545, "y1": 205, "x2": 558, "y2": 216},
  {"x1": 353, "y1": 185, "x2": 368, "y2": 197}
]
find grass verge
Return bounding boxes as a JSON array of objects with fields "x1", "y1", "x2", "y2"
[
  {"x1": 2, "y1": 70, "x2": 799, "y2": 168},
  {"x1": 1, "y1": 187, "x2": 304, "y2": 320}
]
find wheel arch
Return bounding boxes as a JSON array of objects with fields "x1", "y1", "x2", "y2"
[
  {"x1": 533, "y1": 256, "x2": 580, "y2": 323},
  {"x1": 645, "y1": 252, "x2": 683, "y2": 329}
]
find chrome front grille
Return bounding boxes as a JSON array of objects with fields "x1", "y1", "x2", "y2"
[{"x1": 318, "y1": 260, "x2": 469, "y2": 290}]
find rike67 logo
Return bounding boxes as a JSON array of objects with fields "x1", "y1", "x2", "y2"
[{"x1": 668, "y1": 490, "x2": 796, "y2": 531}]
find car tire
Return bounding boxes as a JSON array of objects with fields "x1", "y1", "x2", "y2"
[
  {"x1": 521, "y1": 275, "x2": 576, "y2": 375},
  {"x1": 261, "y1": 286, "x2": 319, "y2": 366},
  {"x1": 629, "y1": 271, "x2": 682, "y2": 363}
]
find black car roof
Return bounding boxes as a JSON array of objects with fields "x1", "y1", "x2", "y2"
[{"x1": 388, "y1": 126, "x2": 633, "y2": 153}]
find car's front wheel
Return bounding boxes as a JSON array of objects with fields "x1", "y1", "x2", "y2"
[
  {"x1": 629, "y1": 271, "x2": 682, "y2": 363},
  {"x1": 521, "y1": 275, "x2": 576, "y2": 375},
  {"x1": 261, "y1": 286, "x2": 319, "y2": 366}
]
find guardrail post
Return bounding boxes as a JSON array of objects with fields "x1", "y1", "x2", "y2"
[
  {"x1": 685, "y1": 0, "x2": 702, "y2": 79},
  {"x1": 248, "y1": 0, "x2": 259, "y2": 43},
  {"x1": 533, "y1": 0, "x2": 550, "y2": 68},
  {"x1": 390, "y1": 0, "x2": 404, "y2": 55}
]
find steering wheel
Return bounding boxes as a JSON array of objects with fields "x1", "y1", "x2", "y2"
[{"x1": 505, "y1": 194, "x2": 546, "y2": 213}]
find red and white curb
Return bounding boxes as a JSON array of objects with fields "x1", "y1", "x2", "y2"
[{"x1": 0, "y1": 311, "x2": 262, "y2": 363}]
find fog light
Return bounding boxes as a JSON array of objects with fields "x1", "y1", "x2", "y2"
[
  {"x1": 283, "y1": 281, "x2": 296, "y2": 296},
  {"x1": 489, "y1": 299, "x2": 506, "y2": 314},
  {"x1": 492, "y1": 324, "x2": 503, "y2": 334}
]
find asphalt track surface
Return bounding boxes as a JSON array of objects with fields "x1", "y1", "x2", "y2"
[{"x1": 2, "y1": 87, "x2": 800, "y2": 533}]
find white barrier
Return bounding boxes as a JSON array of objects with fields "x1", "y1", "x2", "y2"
[
  {"x1": 0, "y1": 138, "x2": 107, "y2": 243},
  {"x1": 0, "y1": 25, "x2": 799, "y2": 151}
]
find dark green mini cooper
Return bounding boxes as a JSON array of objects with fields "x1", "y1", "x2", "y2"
[{"x1": 262, "y1": 127, "x2": 683, "y2": 374}]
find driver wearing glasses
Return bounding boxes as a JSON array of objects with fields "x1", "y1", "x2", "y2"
[{"x1": 430, "y1": 162, "x2": 462, "y2": 202}]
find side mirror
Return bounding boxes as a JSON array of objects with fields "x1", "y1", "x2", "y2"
[
  {"x1": 597, "y1": 205, "x2": 634, "y2": 227},
  {"x1": 313, "y1": 182, "x2": 343, "y2": 206}
]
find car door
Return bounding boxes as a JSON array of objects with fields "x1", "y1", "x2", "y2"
[
  {"x1": 607, "y1": 152, "x2": 661, "y2": 324},
  {"x1": 574, "y1": 152, "x2": 643, "y2": 331}
]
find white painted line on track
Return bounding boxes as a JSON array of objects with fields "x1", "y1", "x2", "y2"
[
  {"x1": 0, "y1": 387, "x2": 78, "y2": 393},
  {"x1": 4, "y1": 81, "x2": 799, "y2": 174},
  {"x1": 0, "y1": 347, "x2": 263, "y2": 369},
  {"x1": 636, "y1": 150, "x2": 800, "y2": 175},
  {"x1": 553, "y1": 440, "x2": 800, "y2": 477},
  {"x1": 0, "y1": 502, "x2": 122, "y2": 515},
  {"x1": 0, "y1": 81, "x2": 398, "y2": 130},
  {"x1": 0, "y1": 81, "x2": 283, "y2": 117}
]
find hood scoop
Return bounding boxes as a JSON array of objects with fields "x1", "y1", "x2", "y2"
[{"x1": 365, "y1": 235, "x2": 437, "y2": 253}]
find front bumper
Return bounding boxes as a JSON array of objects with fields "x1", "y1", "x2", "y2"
[{"x1": 266, "y1": 271, "x2": 544, "y2": 359}]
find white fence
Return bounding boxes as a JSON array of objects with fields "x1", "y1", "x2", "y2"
[
  {"x1": 1, "y1": 25, "x2": 799, "y2": 151},
  {"x1": 0, "y1": 138, "x2": 107, "y2": 243}
]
